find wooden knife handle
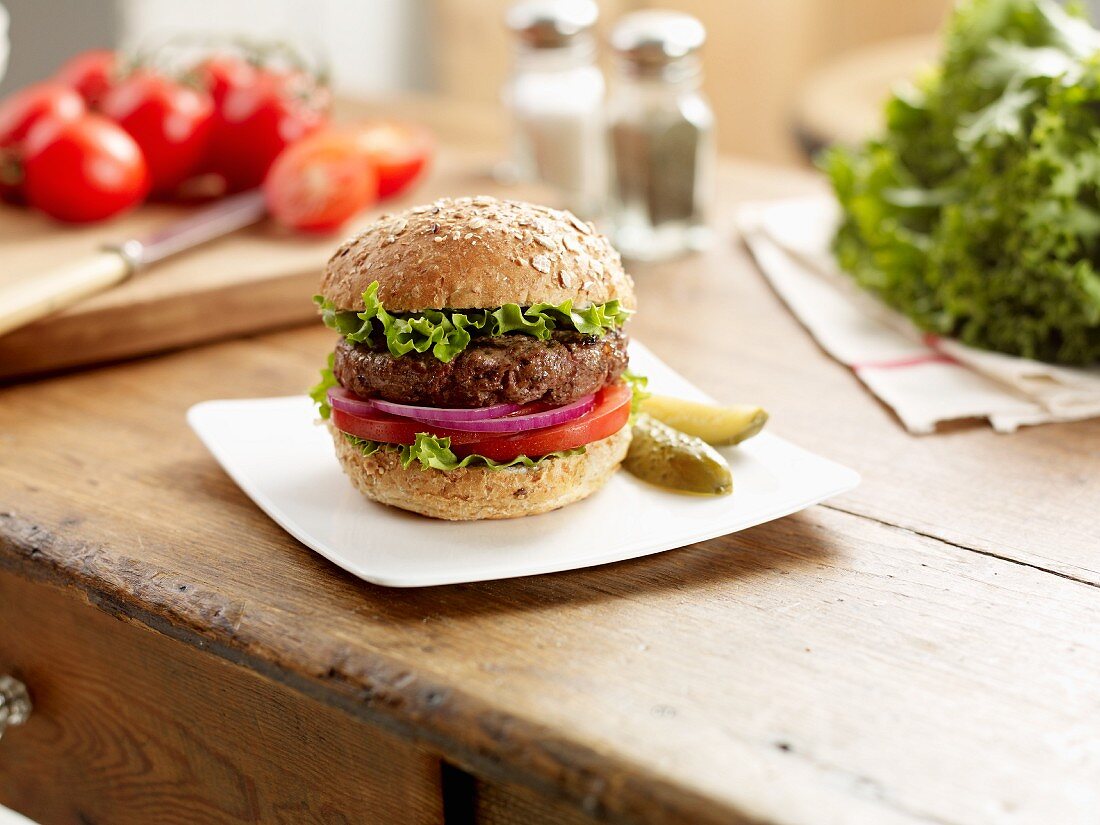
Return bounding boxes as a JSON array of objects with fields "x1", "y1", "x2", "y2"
[{"x1": 0, "y1": 250, "x2": 132, "y2": 338}]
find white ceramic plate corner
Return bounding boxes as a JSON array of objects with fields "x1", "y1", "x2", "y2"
[{"x1": 187, "y1": 342, "x2": 859, "y2": 587}]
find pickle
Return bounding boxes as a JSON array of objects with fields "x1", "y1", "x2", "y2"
[
  {"x1": 640, "y1": 394, "x2": 768, "y2": 446},
  {"x1": 623, "y1": 414, "x2": 733, "y2": 496}
]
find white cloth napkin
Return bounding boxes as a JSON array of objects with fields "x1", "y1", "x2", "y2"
[{"x1": 737, "y1": 196, "x2": 1100, "y2": 433}]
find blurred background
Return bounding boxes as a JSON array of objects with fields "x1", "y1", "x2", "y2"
[{"x1": 0, "y1": 0, "x2": 955, "y2": 166}]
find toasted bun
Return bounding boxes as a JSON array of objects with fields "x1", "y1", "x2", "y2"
[
  {"x1": 330, "y1": 425, "x2": 631, "y2": 520},
  {"x1": 321, "y1": 196, "x2": 635, "y2": 312}
]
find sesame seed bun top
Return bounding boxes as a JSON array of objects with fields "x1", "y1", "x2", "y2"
[{"x1": 319, "y1": 196, "x2": 636, "y2": 312}]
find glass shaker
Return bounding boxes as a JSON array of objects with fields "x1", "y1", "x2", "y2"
[
  {"x1": 606, "y1": 11, "x2": 715, "y2": 261},
  {"x1": 503, "y1": 0, "x2": 605, "y2": 219}
]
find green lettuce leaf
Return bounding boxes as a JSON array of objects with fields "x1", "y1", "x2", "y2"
[
  {"x1": 309, "y1": 352, "x2": 339, "y2": 419},
  {"x1": 622, "y1": 371, "x2": 651, "y2": 416},
  {"x1": 315, "y1": 280, "x2": 632, "y2": 363},
  {"x1": 344, "y1": 432, "x2": 585, "y2": 471},
  {"x1": 824, "y1": 0, "x2": 1100, "y2": 364}
]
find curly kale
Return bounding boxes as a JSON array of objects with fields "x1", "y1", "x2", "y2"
[{"x1": 825, "y1": 0, "x2": 1100, "y2": 363}]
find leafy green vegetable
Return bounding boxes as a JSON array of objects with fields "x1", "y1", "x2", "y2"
[
  {"x1": 309, "y1": 352, "x2": 339, "y2": 419},
  {"x1": 344, "y1": 432, "x2": 585, "y2": 471},
  {"x1": 315, "y1": 281, "x2": 632, "y2": 363},
  {"x1": 824, "y1": 0, "x2": 1100, "y2": 363},
  {"x1": 623, "y1": 371, "x2": 651, "y2": 417}
]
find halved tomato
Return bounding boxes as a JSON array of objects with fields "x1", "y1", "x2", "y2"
[
  {"x1": 346, "y1": 120, "x2": 434, "y2": 198},
  {"x1": 331, "y1": 382, "x2": 632, "y2": 462}
]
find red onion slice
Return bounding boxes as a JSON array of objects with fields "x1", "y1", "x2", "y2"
[
  {"x1": 367, "y1": 396, "x2": 524, "y2": 422},
  {"x1": 328, "y1": 387, "x2": 379, "y2": 417},
  {"x1": 409, "y1": 393, "x2": 596, "y2": 433},
  {"x1": 328, "y1": 387, "x2": 522, "y2": 422},
  {"x1": 327, "y1": 386, "x2": 597, "y2": 433}
]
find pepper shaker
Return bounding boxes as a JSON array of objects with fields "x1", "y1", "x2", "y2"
[
  {"x1": 606, "y1": 11, "x2": 714, "y2": 261},
  {"x1": 503, "y1": 0, "x2": 605, "y2": 218}
]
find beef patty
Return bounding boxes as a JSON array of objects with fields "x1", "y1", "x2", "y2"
[{"x1": 333, "y1": 329, "x2": 629, "y2": 408}]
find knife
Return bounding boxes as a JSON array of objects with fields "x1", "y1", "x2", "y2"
[{"x1": 0, "y1": 189, "x2": 268, "y2": 339}]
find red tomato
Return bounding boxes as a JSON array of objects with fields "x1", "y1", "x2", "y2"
[
  {"x1": 200, "y1": 54, "x2": 257, "y2": 107},
  {"x1": 331, "y1": 383, "x2": 633, "y2": 462},
  {"x1": 100, "y1": 70, "x2": 214, "y2": 194},
  {"x1": 332, "y1": 408, "x2": 486, "y2": 448},
  {"x1": 205, "y1": 69, "x2": 329, "y2": 192},
  {"x1": 54, "y1": 50, "x2": 117, "y2": 108},
  {"x1": 264, "y1": 131, "x2": 377, "y2": 232},
  {"x1": 23, "y1": 114, "x2": 149, "y2": 223},
  {"x1": 0, "y1": 82, "x2": 85, "y2": 148},
  {"x1": 348, "y1": 120, "x2": 434, "y2": 198}
]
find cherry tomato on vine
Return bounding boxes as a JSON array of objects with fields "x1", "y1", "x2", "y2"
[
  {"x1": 0, "y1": 82, "x2": 85, "y2": 148},
  {"x1": 0, "y1": 82, "x2": 85, "y2": 202},
  {"x1": 205, "y1": 68, "x2": 330, "y2": 192},
  {"x1": 100, "y1": 70, "x2": 214, "y2": 194},
  {"x1": 264, "y1": 131, "x2": 377, "y2": 232},
  {"x1": 199, "y1": 54, "x2": 258, "y2": 109},
  {"x1": 23, "y1": 114, "x2": 149, "y2": 223},
  {"x1": 54, "y1": 50, "x2": 117, "y2": 108}
]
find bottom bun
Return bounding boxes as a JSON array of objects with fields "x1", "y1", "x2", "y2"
[{"x1": 330, "y1": 425, "x2": 632, "y2": 520}]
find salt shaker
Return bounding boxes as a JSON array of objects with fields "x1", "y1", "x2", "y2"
[
  {"x1": 606, "y1": 11, "x2": 715, "y2": 261},
  {"x1": 503, "y1": 0, "x2": 605, "y2": 218}
]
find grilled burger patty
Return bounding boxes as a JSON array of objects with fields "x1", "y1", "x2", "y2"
[{"x1": 334, "y1": 328, "x2": 629, "y2": 409}]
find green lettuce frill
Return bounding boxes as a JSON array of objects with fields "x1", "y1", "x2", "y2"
[
  {"x1": 315, "y1": 281, "x2": 631, "y2": 363},
  {"x1": 344, "y1": 432, "x2": 585, "y2": 471}
]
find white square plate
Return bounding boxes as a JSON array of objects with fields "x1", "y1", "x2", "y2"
[{"x1": 188, "y1": 342, "x2": 859, "y2": 587}]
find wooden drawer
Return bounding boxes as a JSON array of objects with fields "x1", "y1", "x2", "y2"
[
  {"x1": 0, "y1": 570, "x2": 445, "y2": 824},
  {"x1": 470, "y1": 778, "x2": 602, "y2": 825}
]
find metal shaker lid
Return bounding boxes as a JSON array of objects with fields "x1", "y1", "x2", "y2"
[
  {"x1": 610, "y1": 10, "x2": 706, "y2": 68},
  {"x1": 505, "y1": 0, "x2": 599, "y2": 49}
]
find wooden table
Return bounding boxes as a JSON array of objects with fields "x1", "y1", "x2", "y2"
[{"x1": 2, "y1": 102, "x2": 1099, "y2": 825}]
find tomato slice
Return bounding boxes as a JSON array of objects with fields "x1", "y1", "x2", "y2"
[
  {"x1": 454, "y1": 383, "x2": 631, "y2": 461},
  {"x1": 331, "y1": 382, "x2": 632, "y2": 462},
  {"x1": 332, "y1": 406, "x2": 486, "y2": 447},
  {"x1": 346, "y1": 120, "x2": 434, "y2": 199},
  {"x1": 264, "y1": 130, "x2": 377, "y2": 232}
]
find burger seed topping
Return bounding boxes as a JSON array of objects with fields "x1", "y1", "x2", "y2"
[
  {"x1": 569, "y1": 214, "x2": 593, "y2": 234},
  {"x1": 532, "y1": 254, "x2": 552, "y2": 273}
]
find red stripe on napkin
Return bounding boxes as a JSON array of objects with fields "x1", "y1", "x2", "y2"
[{"x1": 851, "y1": 352, "x2": 957, "y2": 371}]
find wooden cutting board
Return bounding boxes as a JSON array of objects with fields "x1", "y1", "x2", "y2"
[{"x1": 0, "y1": 147, "x2": 540, "y2": 381}]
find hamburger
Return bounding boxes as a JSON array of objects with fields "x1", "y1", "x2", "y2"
[{"x1": 310, "y1": 196, "x2": 637, "y2": 520}]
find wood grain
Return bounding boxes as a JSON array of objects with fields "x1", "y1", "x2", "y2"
[
  {"x1": 1, "y1": 136, "x2": 1098, "y2": 824},
  {"x1": 0, "y1": 570, "x2": 444, "y2": 825},
  {"x1": 473, "y1": 777, "x2": 602, "y2": 825},
  {"x1": 1, "y1": 319, "x2": 1099, "y2": 823}
]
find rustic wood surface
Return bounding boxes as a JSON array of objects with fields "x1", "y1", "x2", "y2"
[
  {"x1": 1, "y1": 105, "x2": 1099, "y2": 825},
  {"x1": 0, "y1": 569, "x2": 444, "y2": 825}
]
